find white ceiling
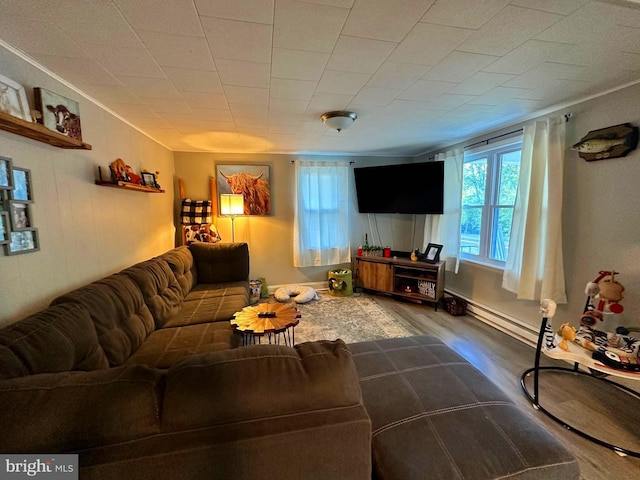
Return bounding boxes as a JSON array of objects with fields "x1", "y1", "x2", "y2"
[{"x1": 1, "y1": 0, "x2": 640, "y2": 155}]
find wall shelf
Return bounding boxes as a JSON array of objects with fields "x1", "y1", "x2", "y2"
[
  {"x1": 0, "y1": 111, "x2": 92, "y2": 150},
  {"x1": 95, "y1": 180, "x2": 164, "y2": 193}
]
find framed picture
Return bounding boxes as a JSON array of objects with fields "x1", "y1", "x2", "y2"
[
  {"x1": 34, "y1": 87, "x2": 82, "y2": 141},
  {"x1": 424, "y1": 243, "x2": 443, "y2": 263},
  {"x1": 0, "y1": 74, "x2": 30, "y2": 121},
  {"x1": 9, "y1": 201, "x2": 31, "y2": 230},
  {"x1": 0, "y1": 211, "x2": 9, "y2": 245},
  {"x1": 141, "y1": 171, "x2": 157, "y2": 188},
  {"x1": 216, "y1": 164, "x2": 271, "y2": 215},
  {"x1": 5, "y1": 228, "x2": 39, "y2": 255},
  {"x1": 0, "y1": 156, "x2": 13, "y2": 190},
  {"x1": 10, "y1": 167, "x2": 32, "y2": 202}
]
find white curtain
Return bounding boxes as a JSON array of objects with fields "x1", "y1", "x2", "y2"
[
  {"x1": 502, "y1": 116, "x2": 567, "y2": 303},
  {"x1": 293, "y1": 160, "x2": 350, "y2": 267},
  {"x1": 423, "y1": 149, "x2": 463, "y2": 273}
]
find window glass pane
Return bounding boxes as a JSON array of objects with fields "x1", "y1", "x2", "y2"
[
  {"x1": 460, "y1": 206, "x2": 482, "y2": 255},
  {"x1": 462, "y1": 158, "x2": 486, "y2": 206},
  {"x1": 497, "y1": 150, "x2": 520, "y2": 205},
  {"x1": 490, "y1": 207, "x2": 514, "y2": 261}
]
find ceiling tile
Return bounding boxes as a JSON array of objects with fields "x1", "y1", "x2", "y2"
[
  {"x1": 163, "y1": 67, "x2": 223, "y2": 93},
  {"x1": 425, "y1": 94, "x2": 475, "y2": 109},
  {"x1": 229, "y1": 103, "x2": 269, "y2": 119},
  {"x1": 143, "y1": 97, "x2": 194, "y2": 114},
  {"x1": 504, "y1": 63, "x2": 588, "y2": 89},
  {"x1": 399, "y1": 80, "x2": 456, "y2": 101},
  {"x1": 327, "y1": 36, "x2": 397, "y2": 74},
  {"x1": 304, "y1": 0, "x2": 355, "y2": 7},
  {"x1": 272, "y1": 48, "x2": 330, "y2": 81},
  {"x1": 316, "y1": 70, "x2": 371, "y2": 95},
  {"x1": 352, "y1": 87, "x2": 403, "y2": 107},
  {"x1": 482, "y1": 40, "x2": 578, "y2": 75},
  {"x1": 83, "y1": 85, "x2": 144, "y2": 104},
  {"x1": 28, "y1": 55, "x2": 121, "y2": 87},
  {"x1": 88, "y1": 45, "x2": 166, "y2": 78},
  {"x1": 224, "y1": 86, "x2": 270, "y2": 105},
  {"x1": 422, "y1": 51, "x2": 499, "y2": 82},
  {"x1": 448, "y1": 72, "x2": 515, "y2": 95},
  {"x1": 116, "y1": 77, "x2": 181, "y2": 98},
  {"x1": 388, "y1": 23, "x2": 473, "y2": 65},
  {"x1": 181, "y1": 92, "x2": 229, "y2": 110},
  {"x1": 194, "y1": 0, "x2": 274, "y2": 24},
  {"x1": 215, "y1": 59, "x2": 271, "y2": 88},
  {"x1": 465, "y1": 86, "x2": 530, "y2": 105},
  {"x1": 510, "y1": 0, "x2": 587, "y2": 15},
  {"x1": 421, "y1": 0, "x2": 511, "y2": 28},
  {"x1": 274, "y1": 0, "x2": 349, "y2": 53},
  {"x1": 269, "y1": 99, "x2": 309, "y2": 115},
  {"x1": 534, "y1": 2, "x2": 615, "y2": 44},
  {"x1": 308, "y1": 93, "x2": 355, "y2": 113},
  {"x1": 342, "y1": 0, "x2": 435, "y2": 42},
  {"x1": 270, "y1": 78, "x2": 318, "y2": 100},
  {"x1": 202, "y1": 17, "x2": 272, "y2": 63},
  {"x1": 458, "y1": 5, "x2": 562, "y2": 56},
  {"x1": 367, "y1": 62, "x2": 431, "y2": 89},
  {"x1": 115, "y1": 0, "x2": 204, "y2": 36},
  {"x1": 138, "y1": 31, "x2": 215, "y2": 70}
]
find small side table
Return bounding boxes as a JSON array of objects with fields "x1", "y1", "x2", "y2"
[{"x1": 231, "y1": 303, "x2": 300, "y2": 346}]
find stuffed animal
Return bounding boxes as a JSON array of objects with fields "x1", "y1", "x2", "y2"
[{"x1": 557, "y1": 323, "x2": 576, "y2": 352}]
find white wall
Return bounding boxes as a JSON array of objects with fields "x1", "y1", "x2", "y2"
[
  {"x1": 419, "y1": 82, "x2": 640, "y2": 332},
  {"x1": 0, "y1": 47, "x2": 175, "y2": 325}
]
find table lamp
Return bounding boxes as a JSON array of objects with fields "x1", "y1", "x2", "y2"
[{"x1": 220, "y1": 194, "x2": 244, "y2": 242}]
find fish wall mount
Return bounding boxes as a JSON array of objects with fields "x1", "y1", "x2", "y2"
[{"x1": 572, "y1": 123, "x2": 638, "y2": 161}]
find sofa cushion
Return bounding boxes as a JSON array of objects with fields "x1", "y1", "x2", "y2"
[
  {"x1": 157, "y1": 246, "x2": 197, "y2": 298},
  {"x1": 349, "y1": 336, "x2": 580, "y2": 480},
  {"x1": 0, "y1": 303, "x2": 108, "y2": 380},
  {"x1": 189, "y1": 242, "x2": 249, "y2": 284},
  {"x1": 126, "y1": 323, "x2": 239, "y2": 368},
  {"x1": 52, "y1": 273, "x2": 156, "y2": 367},
  {"x1": 122, "y1": 258, "x2": 183, "y2": 327},
  {"x1": 0, "y1": 366, "x2": 163, "y2": 453},
  {"x1": 162, "y1": 284, "x2": 249, "y2": 327}
]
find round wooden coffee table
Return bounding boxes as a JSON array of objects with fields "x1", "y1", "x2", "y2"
[{"x1": 231, "y1": 303, "x2": 301, "y2": 346}]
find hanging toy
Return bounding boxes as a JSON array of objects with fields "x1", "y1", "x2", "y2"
[{"x1": 594, "y1": 270, "x2": 624, "y2": 314}]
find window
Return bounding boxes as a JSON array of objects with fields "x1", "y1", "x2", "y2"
[
  {"x1": 293, "y1": 161, "x2": 350, "y2": 267},
  {"x1": 460, "y1": 139, "x2": 522, "y2": 268}
]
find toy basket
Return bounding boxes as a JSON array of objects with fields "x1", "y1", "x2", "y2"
[{"x1": 443, "y1": 296, "x2": 467, "y2": 316}]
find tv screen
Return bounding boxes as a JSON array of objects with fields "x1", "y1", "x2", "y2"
[{"x1": 354, "y1": 162, "x2": 444, "y2": 214}]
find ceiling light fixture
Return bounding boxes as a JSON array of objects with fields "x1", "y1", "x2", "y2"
[{"x1": 321, "y1": 111, "x2": 357, "y2": 132}]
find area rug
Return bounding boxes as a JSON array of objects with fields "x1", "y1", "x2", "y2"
[{"x1": 290, "y1": 293, "x2": 412, "y2": 344}]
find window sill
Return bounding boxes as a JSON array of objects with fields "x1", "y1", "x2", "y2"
[{"x1": 459, "y1": 258, "x2": 504, "y2": 274}]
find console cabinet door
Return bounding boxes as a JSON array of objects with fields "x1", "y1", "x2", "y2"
[{"x1": 356, "y1": 259, "x2": 393, "y2": 292}]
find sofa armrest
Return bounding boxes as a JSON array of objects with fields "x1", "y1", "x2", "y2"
[{"x1": 189, "y1": 242, "x2": 249, "y2": 284}]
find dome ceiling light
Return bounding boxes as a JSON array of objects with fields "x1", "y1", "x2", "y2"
[{"x1": 321, "y1": 111, "x2": 357, "y2": 132}]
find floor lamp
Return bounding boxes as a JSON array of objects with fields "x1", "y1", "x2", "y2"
[{"x1": 220, "y1": 194, "x2": 244, "y2": 242}]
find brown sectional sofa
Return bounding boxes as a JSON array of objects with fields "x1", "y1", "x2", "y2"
[{"x1": 0, "y1": 242, "x2": 579, "y2": 480}]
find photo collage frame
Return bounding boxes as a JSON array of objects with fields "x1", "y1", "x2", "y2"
[{"x1": 0, "y1": 156, "x2": 38, "y2": 255}]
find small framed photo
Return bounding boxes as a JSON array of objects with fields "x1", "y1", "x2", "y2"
[
  {"x1": 5, "y1": 228, "x2": 39, "y2": 255},
  {"x1": 424, "y1": 243, "x2": 443, "y2": 263},
  {"x1": 9, "y1": 201, "x2": 31, "y2": 230},
  {"x1": 0, "y1": 74, "x2": 31, "y2": 121},
  {"x1": 0, "y1": 156, "x2": 13, "y2": 190},
  {"x1": 10, "y1": 167, "x2": 32, "y2": 202},
  {"x1": 141, "y1": 171, "x2": 157, "y2": 188},
  {"x1": 0, "y1": 211, "x2": 9, "y2": 245},
  {"x1": 34, "y1": 87, "x2": 82, "y2": 140}
]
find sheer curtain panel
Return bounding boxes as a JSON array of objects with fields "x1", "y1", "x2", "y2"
[
  {"x1": 423, "y1": 149, "x2": 463, "y2": 273},
  {"x1": 502, "y1": 116, "x2": 567, "y2": 303},
  {"x1": 293, "y1": 161, "x2": 350, "y2": 267}
]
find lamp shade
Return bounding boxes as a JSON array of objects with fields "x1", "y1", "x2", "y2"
[
  {"x1": 321, "y1": 111, "x2": 357, "y2": 132},
  {"x1": 220, "y1": 194, "x2": 244, "y2": 215}
]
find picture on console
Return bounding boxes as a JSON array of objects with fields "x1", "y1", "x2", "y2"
[
  {"x1": 216, "y1": 164, "x2": 271, "y2": 216},
  {"x1": 424, "y1": 243, "x2": 443, "y2": 263}
]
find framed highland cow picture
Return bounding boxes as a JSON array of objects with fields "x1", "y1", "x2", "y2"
[
  {"x1": 216, "y1": 164, "x2": 271, "y2": 216},
  {"x1": 34, "y1": 87, "x2": 82, "y2": 141}
]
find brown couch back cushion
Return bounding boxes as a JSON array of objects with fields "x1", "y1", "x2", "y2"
[
  {"x1": 52, "y1": 273, "x2": 156, "y2": 367},
  {"x1": 122, "y1": 259, "x2": 183, "y2": 327},
  {"x1": 158, "y1": 246, "x2": 197, "y2": 297},
  {"x1": 0, "y1": 366, "x2": 163, "y2": 452},
  {"x1": 0, "y1": 303, "x2": 109, "y2": 380},
  {"x1": 189, "y1": 242, "x2": 249, "y2": 284}
]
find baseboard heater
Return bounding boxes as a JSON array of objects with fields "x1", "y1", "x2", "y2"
[{"x1": 445, "y1": 290, "x2": 539, "y2": 348}]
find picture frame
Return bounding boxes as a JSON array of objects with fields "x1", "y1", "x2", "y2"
[
  {"x1": 34, "y1": 87, "x2": 82, "y2": 141},
  {"x1": 216, "y1": 164, "x2": 271, "y2": 216},
  {"x1": 9, "y1": 201, "x2": 31, "y2": 230},
  {"x1": 0, "y1": 156, "x2": 13, "y2": 190},
  {"x1": 0, "y1": 211, "x2": 9, "y2": 245},
  {"x1": 5, "y1": 228, "x2": 39, "y2": 255},
  {"x1": 0, "y1": 73, "x2": 31, "y2": 121},
  {"x1": 10, "y1": 166, "x2": 33, "y2": 202},
  {"x1": 141, "y1": 171, "x2": 157, "y2": 188},
  {"x1": 424, "y1": 243, "x2": 443, "y2": 263}
]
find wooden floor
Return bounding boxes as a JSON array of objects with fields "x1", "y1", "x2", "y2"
[{"x1": 368, "y1": 294, "x2": 640, "y2": 480}]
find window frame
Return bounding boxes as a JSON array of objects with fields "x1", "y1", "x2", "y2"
[{"x1": 460, "y1": 137, "x2": 522, "y2": 269}]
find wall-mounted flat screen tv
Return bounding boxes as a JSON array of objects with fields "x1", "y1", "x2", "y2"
[{"x1": 353, "y1": 161, "x2": 444, "y2": 214}]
